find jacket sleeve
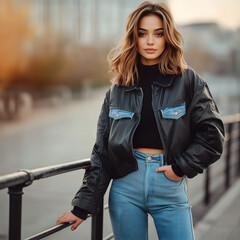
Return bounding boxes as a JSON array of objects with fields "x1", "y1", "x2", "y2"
[
  {"x1": 173, "y1": 82, "x2": 225, "y2": 178},
  {"x1": 71, "y1": 88, "x2": 111, "y2": 215}
]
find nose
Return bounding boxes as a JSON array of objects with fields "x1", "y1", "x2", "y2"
[{"x1": 147, "y1": 35, "x2": 154, "y2": 45}]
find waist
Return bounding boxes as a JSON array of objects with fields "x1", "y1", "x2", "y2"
[
  {"x1": 135, "y1": 147, "x2": 164, "y2": 155},
  {"x1": 133, "y1": 148, "x2": 165, "y2": 163}
]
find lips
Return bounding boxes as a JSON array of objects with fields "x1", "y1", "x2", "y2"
[{"x1": 145, "y1": 48, "x2": 157, "y2": 54}]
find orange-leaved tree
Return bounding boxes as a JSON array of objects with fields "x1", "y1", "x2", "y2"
[{"x1": 0, "y1": 0, "x2": 34, "y2": 92}]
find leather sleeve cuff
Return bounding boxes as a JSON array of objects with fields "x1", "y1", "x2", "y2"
[
  {"x1": 71, "y1": 206, "x2": 88, "y2": 220},
  {"x1": 171, "y1": 162, "x2": 185, "y2": 177}
]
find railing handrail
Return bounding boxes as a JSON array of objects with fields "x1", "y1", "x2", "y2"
[
  {"x1": 0, "y1": 158, "x2": 98, "y2": 240},
  {"x1": 24, "y1": 222, "x2": 74, "y2": 240},
  {"x1": 0, "y1": 158, "x2": 90, "y2": 190}
]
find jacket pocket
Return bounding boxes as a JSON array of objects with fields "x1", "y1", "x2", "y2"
[
  {"x1": 161, "y1": 102, "x2": 186, "y2": 119},
  {"x1": 109, "y1": 108, "x2": 134, "y2": 120}
]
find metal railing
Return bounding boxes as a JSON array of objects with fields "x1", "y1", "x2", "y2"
[
  {"x1": 204, "y1": 113, "x2": 240, "y2": 204},
  {"x1": 0, "y1": 158, "x2": 114, "y2": 240},
  {"x1": 0, "y1": 113, "x2": 239, "y2": 240}
]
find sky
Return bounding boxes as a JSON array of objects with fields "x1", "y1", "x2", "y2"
[{"x1": 169, "y1": 0, "x2": 240, "y2": 30}]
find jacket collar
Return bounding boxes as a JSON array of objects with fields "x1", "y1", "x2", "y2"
[{"x1": 124, "y1": 72, "x2": 175, "y2": 91}]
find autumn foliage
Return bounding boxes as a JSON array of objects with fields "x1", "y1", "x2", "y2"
[
  {"x1": 0, "y1": 0, "x2": 110, "y2": 94},
  {"x1": 0, "y1": 0, "x2": 34, "y2": 91}
]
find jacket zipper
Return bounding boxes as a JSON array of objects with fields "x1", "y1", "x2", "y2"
[
  {"x1": 151, "y1": 83, "x2": 169, "y2": 164},
  {"x1": 130, "y1": 87, "x2": 143, "y2": 163}
]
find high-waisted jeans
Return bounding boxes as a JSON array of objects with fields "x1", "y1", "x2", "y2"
[{"x1": 109, "y1": 149, "x2": 195, "y2": 240}]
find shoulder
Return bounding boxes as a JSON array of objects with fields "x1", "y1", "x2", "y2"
[
  {"x1": 181, "y1": 65, "x2": 207, "y2": 93},
  {"x1": 104, "y1": 83, "x2": 121, "y2": 102},
  {"x1": 108, "y1": 83, "x2": 127, "y2": 96}
]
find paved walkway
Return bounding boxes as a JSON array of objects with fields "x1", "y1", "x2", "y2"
[{"x1": 194, "y1": 178, "x2": 240, "y2": 240}]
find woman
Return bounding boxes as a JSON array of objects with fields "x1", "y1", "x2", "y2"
[{"x1": 56, "y1": 2, "x2": 225, "y2": 239}]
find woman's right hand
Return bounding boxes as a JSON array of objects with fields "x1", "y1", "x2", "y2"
[{"x1": 56, "y1": 211, "x2": 84, "y2": 231}]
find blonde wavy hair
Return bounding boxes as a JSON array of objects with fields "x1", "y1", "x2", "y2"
[{"x1": 107, "y1": 1, "x2": 188, "y2": 86}]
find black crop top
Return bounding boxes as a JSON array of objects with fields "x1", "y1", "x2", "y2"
[{"x1": 133, "y1": 62, "x2": 163, "y2": 149}]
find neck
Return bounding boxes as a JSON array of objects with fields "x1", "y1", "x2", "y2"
[
  {"x1": 139, "y1": 57, "x2": 160, "y2": 66},
  {"x1": 138, "y1": 60, "x2": 159, "y2": 70}
]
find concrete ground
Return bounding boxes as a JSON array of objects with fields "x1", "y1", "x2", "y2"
[{"x1": 194, "y1": 178, "x2": 240, "y2": 240}]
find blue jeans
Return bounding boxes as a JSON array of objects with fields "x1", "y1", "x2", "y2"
[{"x1": 109, "y1": 149, "x2": 195, "y2": 240}]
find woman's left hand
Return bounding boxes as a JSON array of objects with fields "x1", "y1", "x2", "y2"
[{"x1": 155, "y1": 165, "x2": 183, "y2": 181}]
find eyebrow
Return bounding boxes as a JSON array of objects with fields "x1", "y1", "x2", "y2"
[{"x1": 138, "y1": 27, "x2": 164, "y2": 31}]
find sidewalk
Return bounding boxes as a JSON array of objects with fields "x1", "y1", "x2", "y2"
[
  {"x1": 194, "y1": 178, "x2": 240, "y2": 240},
  {"x1": 0, "y1": 86, "x2": 109, "y2": 137}
]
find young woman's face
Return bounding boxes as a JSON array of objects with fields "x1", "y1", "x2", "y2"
[{"x1": 137, "y1": 14, "x2": 166, "y2": 65}]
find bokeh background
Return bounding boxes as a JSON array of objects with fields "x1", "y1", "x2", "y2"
[{"x1": 0, "y1": 0, "x2": 239, "y2": 240}]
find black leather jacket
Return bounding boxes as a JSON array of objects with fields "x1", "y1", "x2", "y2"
[{"x1": 72, "y1": 66, "x2": 225, "y2": 215}]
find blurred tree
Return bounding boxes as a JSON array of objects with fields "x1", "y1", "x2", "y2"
[
  {"x1": 0, "y1": 0, "x2": 34, "y2": 92},
  {"x1": 13, "y1": 35, "x2": 110, "y2": 92},
  {"x1": 0, "y1": 0, "x2": 114, "y2": 96}
]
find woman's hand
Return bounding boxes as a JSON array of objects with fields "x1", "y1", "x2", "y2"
[
  {"x1": 156, "y1": 165, "x2": 183, "y2": 181},
  {"x1": 56, "y1": 211, "x2": 84, "y2": 231}
]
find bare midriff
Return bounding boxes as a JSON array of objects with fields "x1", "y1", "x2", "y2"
[{"x1": 135, "y1": 148, "x2": 164, "y2": 155}]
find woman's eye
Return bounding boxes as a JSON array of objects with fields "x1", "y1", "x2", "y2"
[
  {"x1": 156, "y1": 33, "x2": 164, "y2": 37},
  {"x1": 138, "y1": 32, "x2": 164, "y2": 37},
  {"x1": 138, "y1": 32, "x2": 145, "y2": 37}
]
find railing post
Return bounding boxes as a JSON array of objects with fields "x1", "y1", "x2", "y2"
[
  {"x1": 8, "y1": 185, "x2": 24, "y2": 240},
  {"x1": 226, "y1": 123, "x2": 233, "y2": 189},
  {"x1": 204, "y1": 167, "x2": 210, "y2": 205},
  {"x1": 91, "y1": 199, "x2": 103, "y2": 240}
]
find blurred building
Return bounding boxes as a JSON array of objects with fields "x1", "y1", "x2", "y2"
[
  {"x1": 180, "y1": 23, "x2": 231, "y2": 57},
  {"x1": 178, "y1": 22, "x2": 240, "y2": 75},
  {"x1": 20, "y1": 0, "x2": 169, "y2": 45},
  {"x1": 15, "y1": 0, "x2": 240, "y2": 76}
]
